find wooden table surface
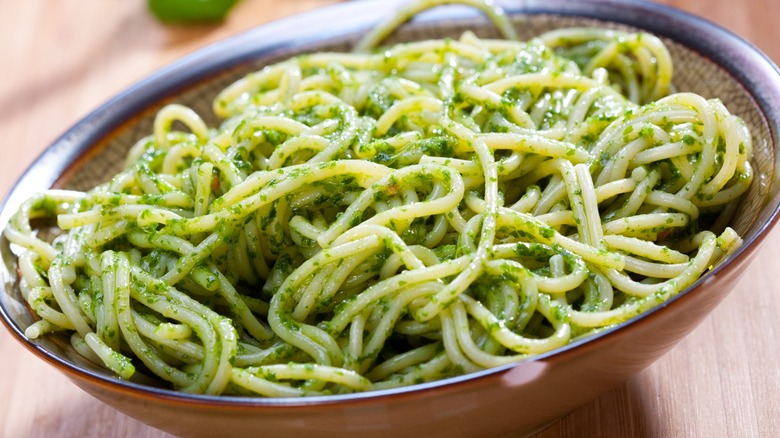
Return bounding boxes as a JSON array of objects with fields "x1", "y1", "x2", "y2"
[{"x1": 1, "y1": 1, "x2": 778, "y2": 437}]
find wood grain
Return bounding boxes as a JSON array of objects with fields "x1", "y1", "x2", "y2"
[{"x1": 0, "y1": 1, "x2": 778, "y2": 437}]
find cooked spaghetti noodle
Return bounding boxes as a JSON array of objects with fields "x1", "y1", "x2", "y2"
[{"x1": 4, "y1": 0, "x2": 752, "y2": 396}]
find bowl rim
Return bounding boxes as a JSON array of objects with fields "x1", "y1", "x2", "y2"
[{"x1": 2, "y1": 0, "x2": 780, "y2": 407}]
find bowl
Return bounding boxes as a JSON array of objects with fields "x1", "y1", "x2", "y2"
[{"x1": 2, "y1": 0, "x2": 780, "y2": 437}]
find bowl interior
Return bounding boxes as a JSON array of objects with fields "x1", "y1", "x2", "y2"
[{"x1": 1, "y1": 9, "x2": 777, "y2": 398}]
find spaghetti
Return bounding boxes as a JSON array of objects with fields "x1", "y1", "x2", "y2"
[{"x1": 5, "y1": 0, "x2": 752, "y2": 396}]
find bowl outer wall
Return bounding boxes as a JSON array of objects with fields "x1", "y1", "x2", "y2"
[{"x1": 0, "y1": 0, "x2": 779, "y2": 437}]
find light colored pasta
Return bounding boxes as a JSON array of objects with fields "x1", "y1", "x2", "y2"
[{"x1": 4, "y1": 0, "x2": 751, "y2": 396}]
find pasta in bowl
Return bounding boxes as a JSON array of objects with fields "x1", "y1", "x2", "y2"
[{"x1": 0, "y1": 0, "x2": 778, "y2": 435}]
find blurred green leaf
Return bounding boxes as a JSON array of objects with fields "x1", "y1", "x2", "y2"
[{"x1": 148, "y1": 0, "x2": 240, "y2": 23}]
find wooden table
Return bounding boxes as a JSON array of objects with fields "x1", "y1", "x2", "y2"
[{"x1": 1, "y1": 1, "x2": 778, "y2": 436}]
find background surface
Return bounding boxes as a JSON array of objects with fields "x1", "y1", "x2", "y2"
[{"x1": 0, "y1": 0, "x2": 778, "y2": 436}]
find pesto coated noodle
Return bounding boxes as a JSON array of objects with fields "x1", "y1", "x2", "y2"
[{"x1": 5, "y1": 0, "x2": 752, "y2": 396}]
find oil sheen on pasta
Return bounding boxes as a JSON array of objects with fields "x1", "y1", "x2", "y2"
[{"x1": 5, "y1": 0, "x2": 752, "y2": 396}]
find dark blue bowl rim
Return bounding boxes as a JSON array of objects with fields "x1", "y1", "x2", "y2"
[{"x1": 1, "y1": 0, "x2": 779, "y2": 407}]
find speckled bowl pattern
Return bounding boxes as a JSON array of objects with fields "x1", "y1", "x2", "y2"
[{"x1": 2, "y1": 1, "x2": 780, "y2": 437}]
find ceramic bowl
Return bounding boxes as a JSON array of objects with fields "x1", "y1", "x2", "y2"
[{"x1": 2, "y1": 0, "x2": 780, "y2": 437}]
